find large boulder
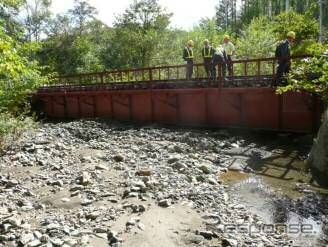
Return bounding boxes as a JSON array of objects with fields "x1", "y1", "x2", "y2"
[{"x1": 308, "y1": 107, "x2": 328, "y2": 183}]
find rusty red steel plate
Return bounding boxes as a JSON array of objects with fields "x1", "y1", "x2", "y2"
[{"x1": 35, "y1": 87, "x2": 321, "y2": 133}]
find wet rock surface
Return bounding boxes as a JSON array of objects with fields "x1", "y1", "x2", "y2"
[{"x1": 0, "y1": 120, "x2": 327, "y2": 246}]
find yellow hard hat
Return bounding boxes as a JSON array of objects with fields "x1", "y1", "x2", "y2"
[
  {"x1": 287, "y1": 31, "x2": 296, "y2": 39},
  {"x1": 203, "y1": 39, "x2": 209, "y2": 45},
  {"x1": 223, "y1": 34, "x2": 230, "y2": 40},
  {"x1": 187, "y1": 40, "x2": 194, "y2": 46}
]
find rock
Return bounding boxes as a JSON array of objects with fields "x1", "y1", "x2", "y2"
[
  {"x1": 19, "y1": 232, "x2": 35, "y2": 245},
  {"x1": 33, "y1": 231, "x2": 42, "y2": 240},
  {"x1": 70, "y1": 185, "x2": 84, "y2": 192},
  {"x1": 95, "y1": 164, "x2": 108, "y2": 170},
  {"x1": 135, "y1": 170, "x2": 152, "y2": 176},
  {"x1": 187, "y1": 234, "x2": 205, "y2": 244},
  {"x1": 228, "y1": 160, "x2": 246, "y2": 171},
  {"x1": 50, "y1": 180, "x2": 64, "y2": 187},
  {"x1": 77, "y1": 172, "x2": 92, "y2": 186},
  {"x1": 27, "y1": 239, "x2": 42, "y2": 247},
  {"x1": 196, "y1": 230, "x2": 215, "y2": 239},
  {"x1": 61, "y1": 198, "x2": 70, "y2": 203},
  {"x1": 108, "y1": 230, "x2": 121, "y2": 244},
  {"x1": 50, "y1": 238, "x2": 64, "y2": 246},
  {"x1": 171, "y1": 161, "x2": 188, "y2": 171},
  {"x1": 167, "y1": 155, "x2": 181, "y2": 164},
  {"x1": 222, "y1": 238, "x2": 238, "y2": 247},
  {"x1": 85, "y1": 211, "x2": 100, "y2": 220},
  {"x1": 198, "y1": 164, "x2": 212, "y2": 174},
  {"x1": 113, "y1": 154, "x2": 124, "y2": 162},
  {"x1": 158, "y1": 199, "x2": 171, "y2": 208}
]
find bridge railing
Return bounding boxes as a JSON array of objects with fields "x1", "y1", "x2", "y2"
[{"x1": 43, "y1": 55, "x2": 309, "y2": 89}]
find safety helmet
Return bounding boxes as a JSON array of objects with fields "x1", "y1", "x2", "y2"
[
  {"x1": 287, "y1": 31, "x2": 296, "y2": 40},
  {"x1": 203, "y1": 39, "x2": 209, "y2": 45},
  {"x1": 223, "y1": 34, "x2": 230, "y2": 40},
  {"x1": 187, "y1": 40, "x2": 194, "y2": 46}
]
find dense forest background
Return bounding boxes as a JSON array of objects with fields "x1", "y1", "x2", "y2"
[{"x1": 1, "y1": 0, "x2": 326, "y2": 76}]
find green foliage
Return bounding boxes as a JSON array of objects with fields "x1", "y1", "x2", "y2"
[
  {"x1": 0, "y1": 112, "x2": 36, "y2": 141},
  {"x1": 277, "y1": 44, "x2": 328, "y2": 101},
  {"x1": 236, "y1": 16, "x2": 276, "y2": 59},
  {"x1": 273, "y1": 11, "x2": 319, "y2": 41},
  {"x1": 0, "y1": 24, "x2": 47, "y2": 112},
  {"x1": 106, "y1": 0, "x2": 172, "y2": 68}
]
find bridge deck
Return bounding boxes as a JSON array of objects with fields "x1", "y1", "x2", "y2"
[{"x1": 35, "y1": 55, "x2": 322, "y2": 133}]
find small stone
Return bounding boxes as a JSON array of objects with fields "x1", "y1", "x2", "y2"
[
  {"x1": 167, "y1": 155, "x2": 181, "y2": 164},
  {"x1": 135, "y1": 170, "x2": 152, "y2": 176},
  {"x1": 40, "y1": 234, "x2": 50, "y2": 243},
  {"x1": 51, "y1": 180, "x2": 64, "y2": 187},
  {"x1": 95, "y1": 164, "x2": 108, "y2": 170},
  {"x1": 158, "y1": 199, "x2": 170, "y2": 208},
  {"x1": 70, "y1": 185, "x2": 84, "y2": 192},
  {"x1": 27, "y1": 239, "x2": 42, "y2": 247},
  {"x1": 50, "y1": 238, "x2": 64, "y2": 246},
  {"x1": 78, "y1": 172, "x2": 92, "y2": 186},
  {"x1": 33, "y1": 231, "x2": 42, "y2": 240},
  {"x1": 20, "y1": 232, "x2": 35, "y2": 245},
  {"x1": 198, "y1": 164, "x2": 212, "y2": 174},
  {"x1": 86, "y1": 211, "x2": 100, "y2": 220},
  {"x1": 222, "y1": 238, "x2": 238, "y2": 247},
  {"x1": 61, "y1": 198, "x2": 70, "y2": 203},
  {"x1": 6, "y1": 179, "x2": 19, "y2": 188},
  {"x1": 196, "y1": 230, "x2": 215, "y2": 239},
  {"x1": 187, "y1": 235, "x2": 205, "y2": 244},
  {"x1": 113, "y1": 154, "x2": 124, "y2": 162}
]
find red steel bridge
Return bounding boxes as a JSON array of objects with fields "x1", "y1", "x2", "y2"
[{"x1": 34, "y1": 55, "x2": 322, "y2": 133}]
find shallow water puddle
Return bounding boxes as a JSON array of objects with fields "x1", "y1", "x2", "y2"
[{"x1": 222, "y1": 173, "x2": 327, "y2": 246}]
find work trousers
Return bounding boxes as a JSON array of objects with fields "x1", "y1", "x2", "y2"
[
  {"x1": 211, "y1": 55, "x2": 226, "y2": 80},
  {"x1": 226, "y1": 55, "x2": 233, "y2": 76},
  {"x1": 186, "y1": 59, "x2": 194, "y2": 80},
  {"x1": 274, "y1": 60, "x2": 291, "y2": 86},
  {"x1": 203, "y1": 58, "x2": 212, "y2": 78}
]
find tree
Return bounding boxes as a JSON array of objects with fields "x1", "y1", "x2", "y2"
[
  {"x1": 22, "y1": 0, "x2": 52, "y2": 42},
  {"x1": 215, "y1": 0, "x2": 237, "y2": 32},
  {"x1": 0, "y1": 22, "x2": 47, "y2": 112},
  {"x1": 107, "y1": 0, "x2": 172, "y2": 68},
  {"x1": 277, "y1": 44, "x2": 328, "y2": 180},
  {"x1": 68, "y1": 0, "x2": 97, "y2": 35},
  {"x1": 0, "y1": 0, "x2": 24, "y2": 37},
  {"x1": 236, "y1": 16, "x2": 276, "y2": 59}
]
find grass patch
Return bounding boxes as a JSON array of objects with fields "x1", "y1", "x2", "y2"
[{"x1": 0, "y1": 112, "x2": 37, "y2": 149}]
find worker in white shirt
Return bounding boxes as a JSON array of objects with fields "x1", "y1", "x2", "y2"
[
  {"x1": 211, "y1": 45, "x2": 227, "y2": 81},
  {"x1": 222, "y1": 35, "x2": 235, "y2": 76}
]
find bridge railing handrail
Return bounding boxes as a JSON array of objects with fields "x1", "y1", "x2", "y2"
[{"x1": 43, "y1": 55, "x2": 310, "y2": 88}]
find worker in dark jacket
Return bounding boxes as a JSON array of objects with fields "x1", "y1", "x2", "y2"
[
  {"x1": 202, "y1": 39, "x2": 215, "y2": 78},
  {"x1": 211, "y1": 45, "x2": 227, "y2": 81},
  {"x1": 183, "y1": 40, "x2": 194, "y2": 80},
  {"x1": 274, "y1": 31, "x2": 296, "y2": 86}
]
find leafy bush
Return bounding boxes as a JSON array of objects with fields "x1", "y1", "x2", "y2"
[
  {"x1": 0, "y1": 24, "x2": 48, "y2": 112},
  {"x1": 277, "y1": 43, "x2": 328, "y2": 101},
  {"x1": 236, "y1": 16, "x2": 276, "y2": 59},
  {"x1": 0, "y1": 112, "x2": 36, "y2": 147}
]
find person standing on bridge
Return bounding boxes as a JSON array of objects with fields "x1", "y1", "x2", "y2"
[
  {"x1": 202, "y1": 39, "x2": 215, "y2": 79},
  {"x1": 183, "y1": 40, "x2": 194, "y2": 80},
  {"x1": 222, "y1": 35, "x2": 235, "y2": 76},
  {"x1": 211, "y1": 45, "x2": 227, "y2": 81},
  {"x1": 274, "y1": 31, "x2": 296, "y2": 86}
]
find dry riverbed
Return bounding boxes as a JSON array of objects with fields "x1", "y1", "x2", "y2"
[{"x1": 0, "y1": 120, "x2": 327, "y2": 247}]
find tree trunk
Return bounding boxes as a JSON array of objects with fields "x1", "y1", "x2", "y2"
[{"x1": 308, "y1": 106, "x2": 328, "y2": 178}]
